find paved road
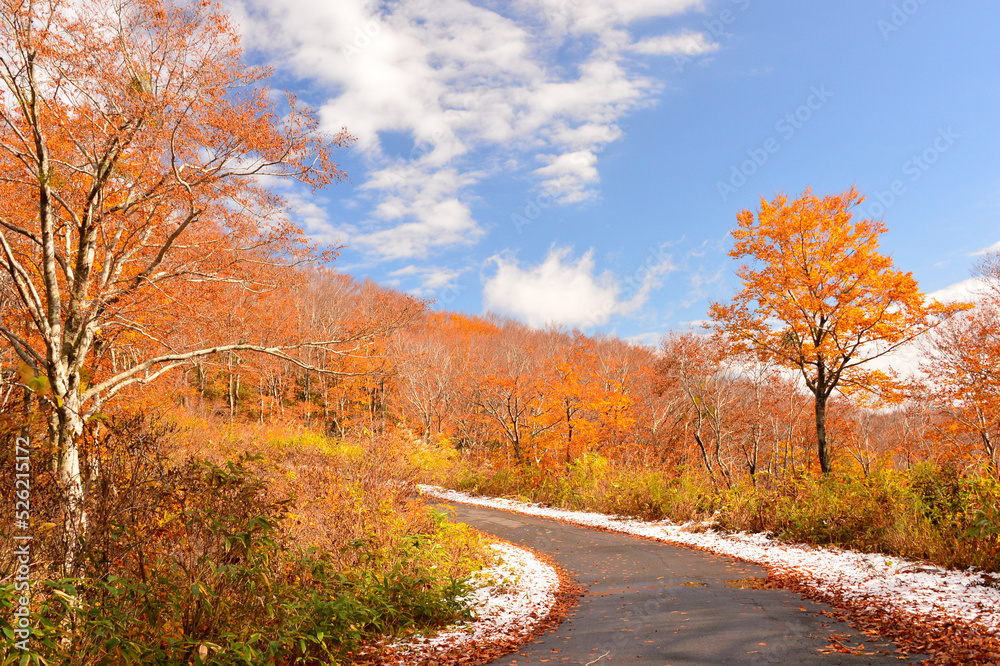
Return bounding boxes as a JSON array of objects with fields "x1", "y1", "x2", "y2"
[{"x1": 440, "y1": 501, "x2": 925, "y2": 666}]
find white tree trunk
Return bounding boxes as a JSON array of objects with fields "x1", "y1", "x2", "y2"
[{"x1": 55, "y1": 395, "x2": 87, "y2": 574}]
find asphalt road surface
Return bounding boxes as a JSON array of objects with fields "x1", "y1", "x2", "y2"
[{"x1": 439, "y1": 501, "x2": 927, "y2": 666}]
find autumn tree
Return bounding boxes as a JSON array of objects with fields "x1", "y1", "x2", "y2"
[
  {"x1": 922, "y1": 260, "x2": 1000, "y2": 476},
  {"x1": 761, "y1": 372, "x2": 810, "y2": 480},
  {"x1": 834, "y1": 399, "x2": 891, "y2": 476},
  {"x1": 544, "y1": 335, "x2": 595, "y2": 465},
  {"x1": 882, "y1": 400, "x2": 936, "y2": 470},
  {"x1": 587, "y1": 336, "x2": 638, "y2": 459},
  {"x1": 709, "y1": 187, "x2": 967, "y2": 474},
  {"x1": 632, "y1": 352, "x2": 689, "y2": 467},
  {"x1": 0, "y1": 0, "x2": 355, "y2": 556},
  {"x1": 728, "y1": 356, "x2": 785, "y2": 483},
  {"x1": 658, "y1": 332, "x2": 748, "y2": 484},
  {"x1": 470, "y1": 325, "x2": 559, "y2": 465}
]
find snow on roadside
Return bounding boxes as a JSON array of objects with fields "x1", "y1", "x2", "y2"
[
  {"x1": 391, "y1": 541, "x2": 559, "y2": 658},
  {"x1": 421, "y1": 484, "x2": 1000, "y2": 635}
]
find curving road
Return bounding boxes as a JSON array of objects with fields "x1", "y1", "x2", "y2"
[{"x1": 439, "y1": 501, "x2": 926, "y2": 666}]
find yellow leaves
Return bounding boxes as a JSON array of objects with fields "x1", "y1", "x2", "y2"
[
  {"x1": 17, "y1": 360, "x2": 51, "y2": 396},
  {"x1": 157, "y1": 512, "x2": 178, "y2": 528}
]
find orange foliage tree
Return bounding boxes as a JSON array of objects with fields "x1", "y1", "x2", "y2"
[
  {"x1": 470, "y1": 326, "x2": 558, "y2": 465},
  {"x1": 658, "y1": 332, "x2": 737, "y2": 484},
  {"x1": 0, "y1": 0, "x2": 353, "y2": 552},
  {"x1": 709, "y1": 187, "x2": 967, "y2": 474},
  {"x1": 922, "y1": 257, "x2": 1000, "y2": 476}
]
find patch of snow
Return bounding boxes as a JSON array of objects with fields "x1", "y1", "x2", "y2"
[
  {"x1": 421, "y1": 485, "x2": 1000, "y2": 635},
  {"x1": 393, "y1": 541, "x2": 559, "y2": 656}
]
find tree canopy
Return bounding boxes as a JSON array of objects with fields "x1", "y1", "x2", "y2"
[
  {"x1": 0, "y1": 0, "x2": 352, "y2": 552},
  {"x1": 709, "y1": 187, "x2": 968, "y2": 473}
]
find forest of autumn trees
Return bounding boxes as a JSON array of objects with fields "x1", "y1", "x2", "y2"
[
  {"x1": 46, "y1": 251, "x2": 993, "y2": 490},
  {"x1": 145, "y1": 185, "x2": 1000, "y2": 487},
  {"x1": 6, "y1": 177, "x2": 1000, "y2": 502},
  {"x1": 4, "y1": 0, "x2": 1000, "y2": 570}
]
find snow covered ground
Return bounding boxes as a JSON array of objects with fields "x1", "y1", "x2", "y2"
[
  {"x1": 421, "y1": 484, "x2": 1000, "y2": 638},
  {"x1": 390, "y1": 541, "x2": 560, "y2": 660}
]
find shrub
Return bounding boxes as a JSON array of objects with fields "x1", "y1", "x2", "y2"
[
  {"x1": 1, "y1": 415, "x2": 491, "y2": 664},
  {"x1": 426, "y1": 453, "x2": 1000, "y2": 572}
]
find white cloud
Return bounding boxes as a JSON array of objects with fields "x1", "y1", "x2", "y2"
[
  {"x1": 534, "y1": 150, "x2": 599, "y2": 203},
  {"x1": 228, "y1": 0, "x2": 715, "y2": 259},
  {"x1": 354, "y1": 199, "x2": 480, "y2": 260},
  {"x1": 524, "y1": 0, "x2": 705, "y2": 36},
  {"x1": 354, "y1": 167, "x2": 484, "y2": 258},
  {"x1": 630, "y1": 31, "x2": 719, "y2": 56},
  {"x1": 389, "y1": 264, "x2": 463, "y2": 297},
  {"x1": 927, "y1": 277, "x2": 989, "y2": 304},
  {"x1": 278, "y1": 189, "x2": 355, "y2": 249},
  {"x1": 971, "y1": 240, "x2": 1000, "y2": 256},
  {"x1": 482, "y1": 245, "x2": 674, "y2": 328}
]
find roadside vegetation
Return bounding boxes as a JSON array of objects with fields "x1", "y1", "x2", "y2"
[
  {"x1": 407, "y1": 190, "x2": 1000, "y2": 575},
  {"x1": 423, "y1": 452, "x2": 1000, "y2": 572},
  {"x1": 0, "y1": 412, "x2": 491, "y2": 665}
]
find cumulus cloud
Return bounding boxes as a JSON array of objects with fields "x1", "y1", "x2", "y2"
[
  {"x1": 354, "y1": 199, "x2": 479, "y2": 259},
  {"x1": 354, "y1": 167, "x2": 484, "y2": 259},
  {"x1": 534, "y1": 150, "x2": 600, "y2": 203},
  {"x1": 228, "y1": 0, "x2": 716, "y2": 259},
  {"x1": 524, "y1": 0, "x2": 705, "y2": 36},
  {"x1": 482, "y1": 246, "x2": 674, "y2": 329},
  {"x1": 276, "y1": 189, "x2": 354, "y2": 250}
]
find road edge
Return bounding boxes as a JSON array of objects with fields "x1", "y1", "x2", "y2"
[
  {"x1": 352, "y1": 530, "x2": 581, "y2": 665},
  {"x1": 426, "y1": 486, "x2": 1000, "y2": 665}
]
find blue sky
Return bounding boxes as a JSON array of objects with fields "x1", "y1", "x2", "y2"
[{"x1": 230, "y1": 0, "x2": 1000, "y2": 343}]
